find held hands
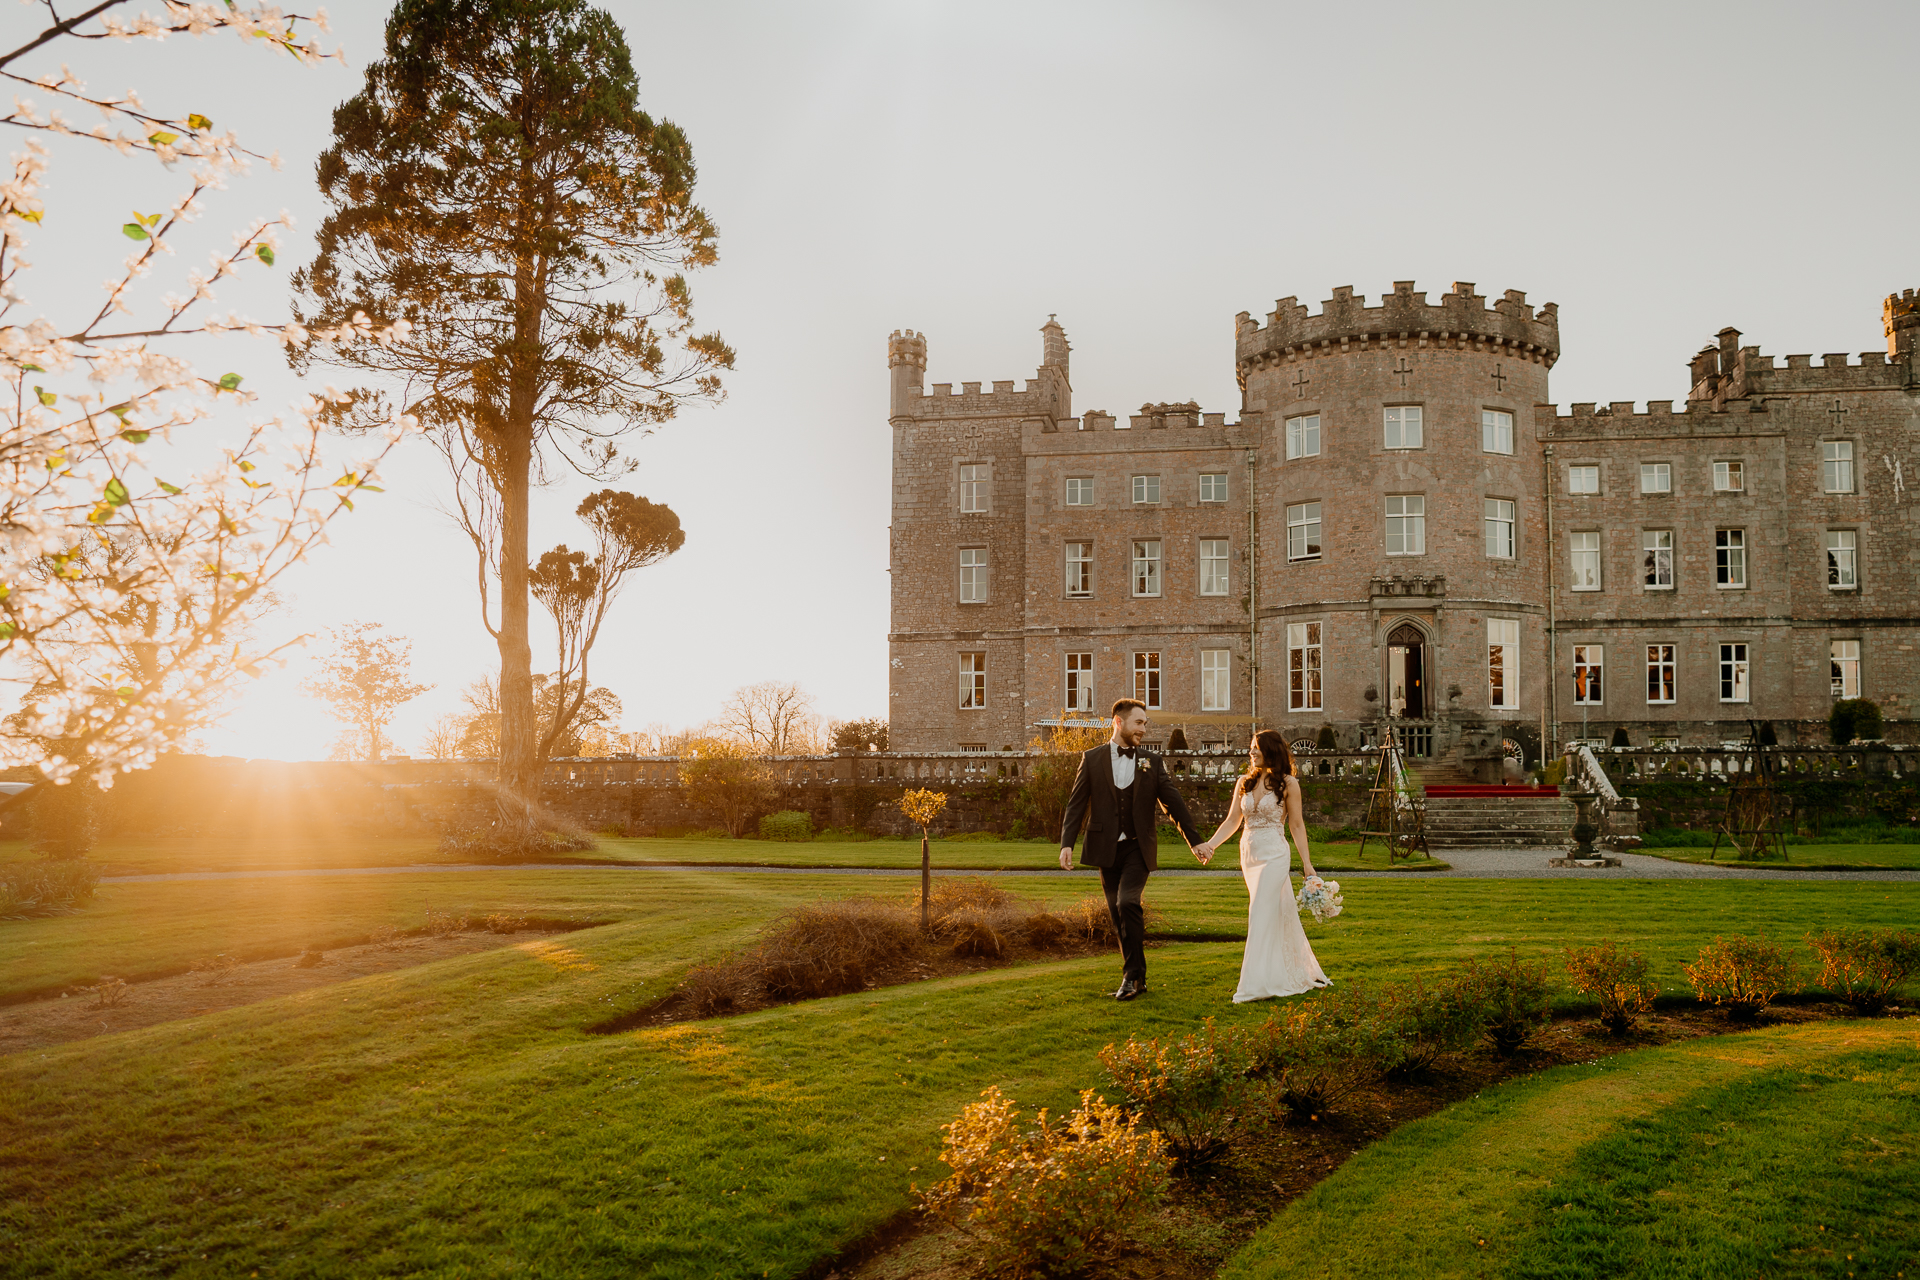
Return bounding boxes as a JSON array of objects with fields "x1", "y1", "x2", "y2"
[{"x1": 1192, "y1": 841, "x2": 1215, "y2": 865}]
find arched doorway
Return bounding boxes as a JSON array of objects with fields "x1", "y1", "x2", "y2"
[{"x1": 1387, "y1": 622, "x2": 1427, "y2": 719}]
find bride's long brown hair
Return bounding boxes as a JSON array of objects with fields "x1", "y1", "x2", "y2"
[{"x1": 1243, "y1": 729, "x2": 1295, "y2": 794}]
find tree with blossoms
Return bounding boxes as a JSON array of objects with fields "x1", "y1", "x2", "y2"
[{"x1": 0, "y1": 2, "x2": 419, "y2": 792}]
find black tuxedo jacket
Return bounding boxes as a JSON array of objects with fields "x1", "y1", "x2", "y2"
[{"x1": 1059, "y1": 744, "x2": 1204, "y2": 871}]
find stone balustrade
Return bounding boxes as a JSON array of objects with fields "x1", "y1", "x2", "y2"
[{"x1": 1595, "y1": 744, "x2": 1920, "y2": 783}]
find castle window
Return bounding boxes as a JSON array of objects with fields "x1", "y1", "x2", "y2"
[
  {"x1": 1822, "y1": 441, "x2": 1855, "y2": 493},
  {"x1": 1065, "y1": 652, "x2": 1094, "y2": 712},
  {"x1": 1132, "y1": 651, "x2": 1161, "y2": 709},
  {"x1": 1065, "y1": 476, "x2": 1093, "y2": 506},
  {"x1": 1646, "y1": 645, "x2": 1677, "y2": 704},
  {"x1": 1286, "y1": 501, "x2": 1321, "y2": 562},
  {"x1": 1288, "y1": 622, "x2": 1322, "y2": 711},
  {"x1": 1384, "y1": 495, "x2": 1425, "y2": 555},
  {"x1": 1573, "y1": 644, "x2": 1604, "y2": 706},
  {"x1": 1285, "y1": 414, "x2": 1321, "y2": 460},
  {"x1": 1484, "y1": 499, "x2": 1515, "y2": 559},
  {"x1": 1830, "y1": 640, "x2": 1860, "y2": 699},
  {"x1": 1132, "y1": 474, "x2": 1161, "y2": 504},
  {"x1": 1201, "y1": 649, "x2": 1231, "y2": 711},
  {"x1": 1643, "y1": 530, "x2": 1674, "y2": 589},
  {"x1": 1715, "y1": 529, "x2": 1746, "y2": 588},
  {"x1": 1719, "y1": 643, "x2": 1750, "y2": 703},
  {"x1": 1713, "y1": 461, "x2": 1744, "y2": 492},
  {"x1": 1569, "y1": 531, "x2": 1601, "y2": 591},
  {"x1": 1132, "y1": 540, "x2": 1161, "y2": 597},
  {"x1": 959, "y1": 463, "x2": 987, "y2": 513},
  {"x1": 958, "y1": 547, "x2": 987, "y2": 604},
  {"x1": 1640, "y1": 462, "x2": 1671, "y2": 494},
  {"x1": 959, "y1": 652, "x2": 986, "y2": 710},
  {"x1": 1384, "y1": 406, "x2": 1423, "y2": 450},
  {"x1": 1199, "y1": 539, "x2": 1230, "y2": 596},
  {"x1": 1199, "y1": 472, "x2": 1229, "y2": 502},
  {"x1": 1065, "y1": 542, "x2": 1093, "y2": 598},
  {"x1": 1487, "y1": 618, "x2": 1519, "y2": 711},
  {"x1": 1568, "y1": 465, "x2": 1599, "y2": 494},
  {"x1": 1827, "y1": 530, "x2": 1857, "y2": 589},
  {"x1": 1482, "y1": 410, "x2": 1514, "y2": 455}
]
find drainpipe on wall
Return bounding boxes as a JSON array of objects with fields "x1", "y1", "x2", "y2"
[
  {"x1": 1247, "y1": 447, "x2": 1259, "y2": 727},
  {"x1": 1543, "y1": 442, "x2": 1559, "y2": 761}
]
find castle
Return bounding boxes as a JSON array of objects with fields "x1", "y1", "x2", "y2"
[{"x1": 886, "y1": 283, "x2": 1920, "y2": 762}]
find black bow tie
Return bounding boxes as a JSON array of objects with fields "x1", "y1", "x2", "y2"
[{"x1": 1117, "y1": 746, "x2": 1138, "y2": 758}]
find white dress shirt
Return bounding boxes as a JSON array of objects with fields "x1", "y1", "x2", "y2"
[{"x1": 1109, "y1": 741, "x2": 1139, "y2": 840}]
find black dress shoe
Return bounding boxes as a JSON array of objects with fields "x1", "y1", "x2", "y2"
[{"x1": 1114, "y1": 978, "x2": 1143, "y2": 1001}]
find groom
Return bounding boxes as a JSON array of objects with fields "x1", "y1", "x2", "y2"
[{"x1": 1059, "y1": 699, "x2": 1208, "y2": 1001}]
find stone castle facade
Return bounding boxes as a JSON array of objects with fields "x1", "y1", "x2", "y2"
[{"x1": 887, "y1": 283, "x2": 1920, "y2": 759}]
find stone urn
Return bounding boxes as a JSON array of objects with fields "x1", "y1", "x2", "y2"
[{"x1": 1566, "y1": 792, "x2": 1599, "y2": 858}]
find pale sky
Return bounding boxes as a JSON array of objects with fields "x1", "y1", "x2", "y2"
[{"x1": 11, "y1": 1, "x2": 1916, "y2": 760}]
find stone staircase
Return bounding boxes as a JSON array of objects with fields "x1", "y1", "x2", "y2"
[{"x1": 1420, "y1": 791, "x2": 1575, "y2": 849}]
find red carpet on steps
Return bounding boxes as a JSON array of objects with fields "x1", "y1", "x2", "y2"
[{"x1": 1421, "y1": 785, "x2": 1564, "y2": 797}]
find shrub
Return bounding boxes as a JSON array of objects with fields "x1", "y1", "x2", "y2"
[
  {"x1": 1247, "y1": 987, "x2": 1400, "y2": 1121},
  {"x1": 1020, "y1": 909, "x2": 1072, "y2": 950},
  {"x1": 1098, "y1": 1017, "x2": 1253, "y2": 1166},
  {"x1": 29, "y1": 778, "x2": 101, "y2": 858},
  {"x1": 1316, "y1": 723, "x2": 1338, "y2": 752},
  {"x1": 1807, "y1": 927, "x2": 1920, "y2": 1015},
  {"x1": 0, "y1": 857, "x2": 101, "y2": 920},
  {"x1": 677, "y1": 740, "x2": 778, "y2": 837},
  {"x1": 919, "y1": 1086, "x2": 1169, "y2": 1277},
  {"x1": 1563, "y1": 940, "x2": 1657, "y2": 1035},
  {"x1": 679, "y1": 960, "x2": 750, "y2": 1018},
  {"x1": 1378, "y1": 973, "x2": 1480, "y2": 1075},
  {"x1": 751, "y1": 898, "x2": 921, "y2": 1000},
  {"x1": 1830, "y1": 698, "x2": 1883, "y2": 744},
  {"x1": 1610, "y1": 726, "x2": 1631, "y2": 749},
  {"x1": 438, "y1": 819, "x2": 595, "y2": 860},
  {"x1": 1457, "y1": 948, "x2": 1555, "y2": 1056},
  {"x1": 942, "y1": 908, "x2": 1007, "y2": 958},
  {"x1": 757, "y1": 809, "x2": 813, "y2": 842},
  {"x1": 1683, "y1": 935, "x2": 1795, "y2": 1022}
]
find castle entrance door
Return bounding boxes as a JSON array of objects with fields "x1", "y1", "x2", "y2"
[{"x1": 1387, "y1": 622, "x2": 1426, "y2": 719}]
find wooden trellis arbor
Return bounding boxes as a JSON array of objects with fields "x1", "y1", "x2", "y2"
[{"x1": 1709, "y1": 720, "x2": 1790, "y2": 862}]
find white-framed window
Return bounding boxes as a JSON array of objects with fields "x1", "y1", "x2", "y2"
[
  {"x1": 1384, "y1": 405, "x2": 1423, "y2": 449},
  {"x1": 1822, "y1": 441, "x2": 1855, "y2": 493},
  {"x1": 1488, "y1": 618, "x2": 1519, "y2": 710},
  {"x1": 1482, "y1": 409, "x2": 1514, "y2": 454},
  {"x1": 1065, "y1": 476, "x2": 1093, "y2": 506},
  {"x1": 959, "y1": 463, "x2": 987, "y2": 513},
  {"x1": 1568, "y1": 465, "x2": 1600, "y2": 495},
  {"x1": 1288, "y1": 621, "x2": 1322, "y2": 711},
  {"x1": 1199, "y1": 472, "x2": 1228, "y2": 503},
  {"x1": 1827, "y1": 529, "x2": 1857, "y2": 589},
  {"x1": 1199, "y1": 539, "x2": 1230, "y2": 596},
  {"x1": 1484, "y1": 499, "x2": 1515, "y2": 559},
  {"x1": 1285, "y1": 413, "x2": 1322, "y2": 459},
  {"x1": 1830, "y1": 640, "x2": 1860, "y2": 700},
  {"x1": 1286, "y1": 501, "x2": 1322, "y2": 562},
  {"x1": 1715, "y1": 528, "x2": 1746, "y2": 588},
  {"x1": 1064, "y1": 651, "x2": 1094, "y2": 712},
  {"x1": 1640, "y1": 462, "x2": 1671, "y2": 494},
  {"x1": 1643, "y1": 529, "x2": 1674, "y2": 589},
  {"x1": 959, "y1": 652, "x2": 986, "y2": 709},
  {"x1": 1570, "y1": 531, "x2": 1602, "y2": 591},
  {"x1": 1133, "y1": 651, "x2": 1161, "y2": 709},
  {"x1": 1131, "y1": 474, "x2": 1161, "y2": 505},
  {"x1": 1065, "y1": 541, "x2": 1092, "y2": 598},
  {"x1": 1646, "y1": 644, "x2": 1676, "y2": 704},
  {"x1": 1200, "y1": 648, "x2": 1231, "y2": 711},
  {"x1": 1573, "y1": 644, "x2": 1604, "y2": 705},
  {"x1": 1132, "y1": 540, "x2": 1161, "y2": 597},
  {"x1": 1385, "y1": 495, "x2": 1425, "y2": 555},
  {"x1": 1713, "y1": 460, "x2": 1744, "y2": 492},
  {"x1": 958, "y1": 547, "x2": 987, "y2": 603},
  {"x1": 1719, "y1": 643, "x2": 1750, "y2": 703}
]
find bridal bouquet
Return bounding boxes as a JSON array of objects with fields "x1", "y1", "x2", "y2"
[{"x1": 1296, "y1": 876, "x2": 1344, "y2": 923}]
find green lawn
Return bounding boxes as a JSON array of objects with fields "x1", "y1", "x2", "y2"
[
  {"x1": 1641, "y1": 843, "x2": 1920, "y2": 871},
  {"x1": 1221, "y1": 1019, "x2": 1920, "y2": 1279},
  {"x1": 4, "y1": 875, "x2": 1918, "y2": 1277}
]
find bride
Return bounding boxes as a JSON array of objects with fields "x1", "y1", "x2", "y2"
[{"x1": 1195, "y1": 730, "x2": 1333, "y2": 1002}]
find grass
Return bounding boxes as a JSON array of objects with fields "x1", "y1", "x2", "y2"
[
  {"x1": 4, "y1": 875, "x2": 1919, "y2": 1277},
  {"x1": 1219, "y1": 1020, "x2": 1920, "y2": 1279},
  {"x1": 1640, "y1": 843, "x2": 1920, "y2": 871}
]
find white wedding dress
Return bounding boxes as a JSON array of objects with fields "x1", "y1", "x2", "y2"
[{"x1": 1232, "y1": 784, "x2": 1333, "y2": 1003}]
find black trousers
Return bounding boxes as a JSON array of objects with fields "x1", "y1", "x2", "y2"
[{"x1": 1101, "y1": 842, "x2": 1151, "y2": 982}]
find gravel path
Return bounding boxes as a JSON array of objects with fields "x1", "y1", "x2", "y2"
[{"x1": 101, "y1": 853, "x2": 1920, "y2": 885}]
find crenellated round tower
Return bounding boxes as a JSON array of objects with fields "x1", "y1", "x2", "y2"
[{"x1": 1237, "y1": 281, "x2": 1560, "y2": 763}]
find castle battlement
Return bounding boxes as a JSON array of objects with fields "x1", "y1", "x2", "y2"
[
  {"x1": 1538, "y1": 398, "x2": 1772, "y2": 439},
  {"x1": 1235, "y1": 280, "x2": 1560, "y2": 369},
  {"x1": 1886, "y1": 288, "x2": 1917, "y2": 354}
]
